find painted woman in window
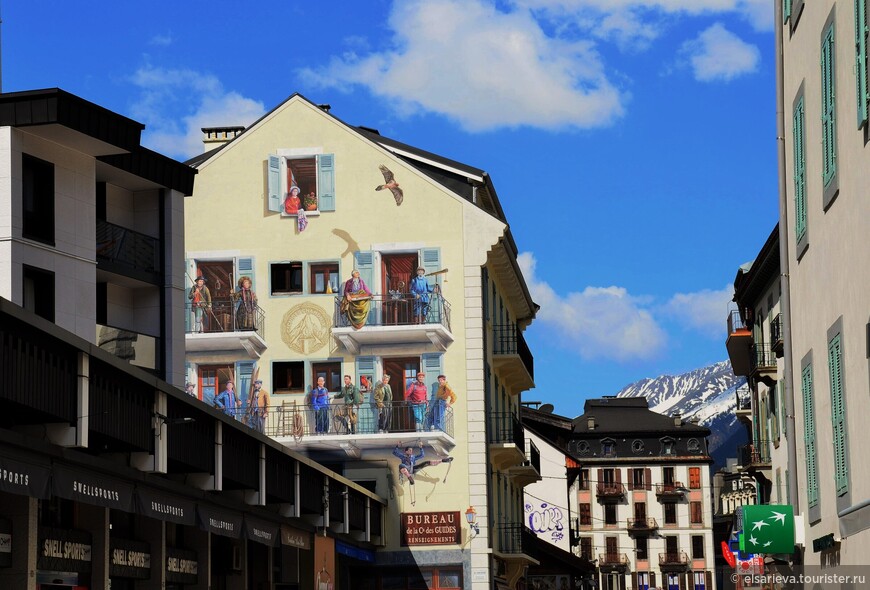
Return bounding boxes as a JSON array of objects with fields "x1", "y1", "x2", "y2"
[
  {"x1": 234, "y1": 276, "x2": 258, "y2": 330},
  {"x1": 340, "y1": 270, "x2": 372, "y2": 330},
  {"x1": 283, "y1": 185, "x2": 302, "y2": 215}
]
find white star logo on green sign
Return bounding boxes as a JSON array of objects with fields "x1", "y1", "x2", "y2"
[{"x1": 740, "y1": 505, "x2": 794, "y2": 554}]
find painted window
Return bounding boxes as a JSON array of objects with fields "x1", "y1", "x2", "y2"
[
  {"x1": 801, "y1": 363, "x2": 820, "y2": 507},
  {"x1": 793, "y1": 96, "x2": 807, "y2": 241},
  {"x1": 271, "y1": 262, "x2": 303, "y2": 294},
  {"x1": 312, "y1": 361, "x2": 342, "y2": 392},
  {"x1": 828, "y1": 333, "x2": 849, "y2": 495},
  {"x1": 310, "y1": 263, "x2": 340, "y2": 294},
  {"x1": 273, "y1": 361, "x2": 305, "y2": 394},
  {"x1": 267, "y1": 153, "x2": 335, "y2": 215},
  {"x1": 821, "y1": 23, "x2": 837, "y2": 188}
]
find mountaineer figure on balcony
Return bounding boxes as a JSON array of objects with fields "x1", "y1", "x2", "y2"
[
  {"x1": 393, "y1": 442, "x2": 453, "y2": 486},
  {"x1": 234, "y1": 276, "x2": 258, "y2": 331},
  {"x1": 431, "y1": 374, "x2": 456, "y2": 431},
  {"x1": 311, "y1": 376, "x2": 330, "y2": 434},
  {"x1": 188, "y1": 275, "x2": 212, "y2": 333},
  {"x1": 215, "y1": 380, "x2": 241, "y2": 419},
  {"x1": 340, "y1": 270, "x2": 372, "y2": 330},
  {"x1": 374, "y1": 374, "x2": 393, "y2": 433},
  {"x1": 409, "y1": 266, "x2": 436, "y2": 324},
  {"x1": 334, "y1": 375, "x2": 362, "y2": 434},
  {"x1": 406, "y1": 372, "x2": 429, "y2": 432},
  {"x1": 246, "y1": 379, "x2": 269, "y2": 433}
]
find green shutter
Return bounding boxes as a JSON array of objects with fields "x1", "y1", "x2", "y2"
[
  {"x1": 267, "y1": 155, "x2": 283, "y2": 212},
  {"x1": 856, "y1": 0, "x2": 869, "y2": 125},
  {"x1": 828, "y1": 334, "x2": 848, "y2": 495},
  {"x1": 419, "y1": 247, "x2": 441, "y2": 288},
  {"x1": 783, "y1": 0, "x2": 792, "y2": 24},
  {"x1": 236, "y1": 361, "x2": 255, "y2": 408},
  {"x1": 318, "y1": 153, "x2": 335, "y2": 212},
  {"x1": 422, "y1": 352, "x2": 443, "y2": 399},
  {"x1": 793, "y1": 97, "x2": 807, "y2": 241},
  {"x1": 821, "y1": 24, "x2": 838, "y2": 188},
  {"x1": 355, "y1": 356, "x2": 376, "y2": 403},
  {"x1": 801, "y1": 364, "x2": 819, "y2": 507},
  {"x1": 237, "y1": 257, "x2": 256, "y2": 293},
  {"x1": 352, "y1": 251, "x2": 374, "y2": 292}
]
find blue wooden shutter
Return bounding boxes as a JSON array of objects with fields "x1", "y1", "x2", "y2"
[
  {"x1": 783, "y1": 0, "x2": 791, "y2": 24},
  {"x1": 856, "y1": 0, "x2": 869, "y2": 125},
  {"x1": 352, "y1": 251, "x2": 374, "y2": 293},
  {"x1": 821, "y1": 24, "x2": 837, "y2": 187},
  {"x1": 236, "y1": 361, "x2": 255, "y2": 409},
  {"x1": 421, "y1": 353, "x2": 443, "y2": 399},
  {"x1": 419, "y1": 248, "x2": 441, "y2": 288},
  {"x1": 801, "y1": 364, "x2": 819, "y2": 507},
  {"x1": 793, "y1": 97, "x2": 807, "y2": 241},
  {"x1": 828, "y1": 334, "x2": 848, "y2": 494},
  {"x1": 318, "y1": 153, "x2": 336, "y2": 212},
  {"x1": 268, "y1": 155, "x2": 283, "y2": 212},
  {"x1": 237, "y1": 257, "x2": 255, "y2": 293},
  {"x1": 355, "y1": 356, "x2": 376, "y2": 402}
]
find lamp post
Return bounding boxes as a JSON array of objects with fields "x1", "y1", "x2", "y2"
[{"x1": 466, "y1": 506, "x2": 480, "y2": 536}]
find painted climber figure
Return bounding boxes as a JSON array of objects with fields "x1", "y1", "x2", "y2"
[{"x1": 393, "y1": 441, "x2": 453, "y2": 485}]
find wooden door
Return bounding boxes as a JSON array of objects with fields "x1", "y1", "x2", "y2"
[
  {"x1": 383, "y1": 356, "x2": 420, "y2": 433},
  {"x1": 381, "y1": 253, "x2": 418, "y2": 294},
  {"x1": 199, "y1": 364, "x2": 234, "y2": 406}
]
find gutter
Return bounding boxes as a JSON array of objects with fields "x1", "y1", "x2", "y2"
[{"x1": 774, "y1": 0, "x2": 800, "y2": 517}]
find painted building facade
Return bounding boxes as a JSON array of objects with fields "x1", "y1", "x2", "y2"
[{"x1": 183, "y1": 94, "x2": 539, "y2": 590}]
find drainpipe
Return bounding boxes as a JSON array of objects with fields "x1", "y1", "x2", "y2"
[{"x1": 774, "y1": 0, "x2": 800, "y2": 517}]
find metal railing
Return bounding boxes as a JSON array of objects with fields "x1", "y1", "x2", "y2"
[
  {"x1": 739, "y1": 439, "x2": 772, "y2": 467},
  {"x1": 659, "y1": 551, "x2": 689, "y2": 567},
  {"x1": 527, "y1": 439, "x2": 541, "y2": 474},
  {"x1": 735, "y1": 384, "x2": 752, "y2": 411},
  {"x1": 95, "y1": 323, "x2": 159, "y2": 371},
  {"x1": 495, "y1": 524, "x2": 534, "y2": 555},
  {"x1": 488, "y1": 412, "x2": 524, "y2": 449},
  {"x1": 96, "y1": 219, "x2": 160, "y2": 274},
  {"x1": 751, "y1": 343, "x2": 776, "y2": 372},
  {"x1": 727, "y1": 309, "x2": 749, "y2": 334},
  {"x1": 258, "y1": 400, "x2": 454, "y2": 438},
  {"x1": 627, "y1": 517, "x2": 658, "y2": 531},
  {"x1": 596, "y1": 482, "x2": 626, "y2": 497},
  {"x1": 492, "y1": 324, "x2": 535, "y2": 380},
  {"x1": 332, "y1": 293, "x2": 451, "y2": 331},
  {"x1": 598, "y1": 553, "x2": 629, "y2": 567},
  {"x1": 655, "y1": 482, "x2": 686, "y2": 496},
  {"x1": 770, "y1": 313, "x2": 783, "y2": 349},
  {"x1": 185, "y1": 299, "x2": 265, "y2": 334}
]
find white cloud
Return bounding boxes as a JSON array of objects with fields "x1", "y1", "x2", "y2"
[
  {"x1": 149, "y1": 33, "x2": 173, "y2": 47},
  {"x1": 299, "y1": 0, "x2": 626, "y2": 132},
  {"x1": 518, "y1": 252, "x2": 667, "y2": 361},
  {"x1": 681, "y1": 23, "x2": 760, "y2": 82},
  {"x1": 662, "y1": 284, "x2": 734, "y2": 337},
  {"x1": 129, "y1": 65, "x2": 265, "y2": 159}
]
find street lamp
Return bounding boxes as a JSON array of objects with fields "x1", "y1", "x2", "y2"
[{"x1": 465, "y1": 506, "x2": 480, "y2": 536}]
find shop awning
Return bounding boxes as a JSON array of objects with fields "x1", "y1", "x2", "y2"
[{"x1": 52, "y1": 464, "x2": 134, "y2": 511}]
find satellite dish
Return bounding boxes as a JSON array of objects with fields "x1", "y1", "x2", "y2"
[{"x1": 539, "y1": 403, "x2": 555, "y2": 414}]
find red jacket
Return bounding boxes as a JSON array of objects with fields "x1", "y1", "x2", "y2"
[{"x1": 405, "y1": 382, "x2": 428, "y2": 404}]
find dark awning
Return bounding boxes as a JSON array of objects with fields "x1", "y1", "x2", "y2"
[
  {"x1": 136, "y1": 487, "x2": 196, "y2": 526},
  {"x1": 0, "y1": 454, "x2": 51, "y2": 499},
  {"x1": 197, "y1": 505, "x2": 243, "y2": 539},
  {"x1": 52, "y1": 464, "x2": 134, "y2": 512},
  {"x1": 244, "y1": 515, "x2": 280, "y2": 547}
]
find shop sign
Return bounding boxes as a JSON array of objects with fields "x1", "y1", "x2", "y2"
[
  {"x1": 52, "y1": 464, "x2": 134, "y2": 512},
  {"x1": 37, "y1": 527, "x2": 92, "y2": 573},
  {"x1": 0, "y1": 454, "x2": 51, "y2": 499},
  {"x1": 335, "y1": 540, "x2": 375, "y2": 563},
  {"x1": 244, "y1": 516, "x2": 280, "y2": 547},
  {"x1": 281, "y1": 525, "x2": 311, "y2": 550},
  {"x1": 400, "y1": 512, "x2": 461, "y2": 546},
  {"x1": 136, "y1": 487, "x2": 196, "y2": 526},
  {"x1": 166, "y1": 547, "x2": 198, "y2": 585},
  {"x1": 197, "y1": 505, "x2": 243, "y2": 539},
  {"x1": 109, "y1": 538, "x2": 151, "y2": 580}
]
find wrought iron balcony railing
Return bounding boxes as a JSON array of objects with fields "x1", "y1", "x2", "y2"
[
  {"x1": 598, "y1": 553, "x2": 629, "y2": 567},
  {"x1": 492, "y1": 324, "x2": 534, "y2": 380},
  {"x1": 488, "y1": 412, "x2": 524, "y2": 449},
  {"x1": 659, "y1": 551, "x2": 689, "y2": 567},
  {"x1": 332, "y1": 293, "x2": 451, "y2": 331},
  {"x1": 655, "y1": 482, "x2": 687, "y2": 498},
  {"x1": 770, "y1": 313, "x2": 783, "y2": 352},
  {"x1": 96, "y1": 219, "x2": 160, "y2": 275},
  {"x1": 596, "y1": 482, "x2": 626, "y2": 498},
  {"x1": 739, "y1": 439, "x2": 772, "y2": 468},
  {"x1": 259, "y1": 400, "x2": 454, "y2": 439},
  {"x1": 727, "y1": 309, "x2": 749, "y2": 334},
  {"x1": 750, "y1": 343, "x2": 777, "y2": 373},
  {"x1": 627, "y1": 517, "x2": 658, "y2": 532},
  {"x1": 495, "y1": 524, "x2": 535, "y2": 555},
  {"x1": 735, "y1": 384, "x2": 752, "y2": 411},
  {"x1": 185, "y1": 299, "x2": 265, "y2": 335}
]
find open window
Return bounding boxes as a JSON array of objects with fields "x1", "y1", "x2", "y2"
[
  {"x1": 273, "y1": 361, "x2": 305, "y2": 394},
  {"x1": 271, "y1": 262, "x2": 303, "y2": 295},
  {"x1": 267, "y1": 153, "x2": 335, "y2": 215}
]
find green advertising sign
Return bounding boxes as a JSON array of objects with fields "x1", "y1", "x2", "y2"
[{"x1": 741, "y1": 505, "x2": 795, "y2": 554}]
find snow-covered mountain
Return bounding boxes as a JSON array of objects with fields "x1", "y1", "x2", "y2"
[{"x1": 613, "y1": 361, "x2": 747, "y2": 468}]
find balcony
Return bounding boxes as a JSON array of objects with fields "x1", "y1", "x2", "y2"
[
  {"x1": 770, "y1": 313, "x2": 784, "y2": 357},
  {"x1": 598, "y1": 553, "x2": 629, "y2": 572},
  {"x1": 96, "y1": 324, "x2": 159, "y2": 372},
  {"x1": 184, "y1": 299, "x2": 267, "y2": 359},
  {"x1": 492, "y1": 324, "x2": 535, "y2": 393},
  {"x1": 658, "y1": 551, "x2": 689, "y2": 570},
  {"x1": 494, "y1": 524, "x2": 539, "y2": 563},
  {"x1": 735, "y1": 384, "x2": 752, "y2": 422},
  {"x1": 331, "y1": 294, "x2": 453, "y2": 353},
  {"x1": 96, "y1": 219, "x2": 160, "y2": 283},
  {"x1": 739, "y1": 439, "x2": 772, "y2": 470},
  {"x1": 508, "y1": 438, "x2": 542, "y2": 486},
  {"x1": 488, "y1": 412, "x2": 525, "y2": 469},
  {"x1": 750, "y1": 343, "x2": 777, "y2": 376},
  {"x1": 655, "y1": 482, "x2": 687, "y2": 500},
  {"x1": 726, "y1": 309, "x2": 752, "y2": 377},
  {"x1": 626, "y1": 517, "x2": 658, "y2": 535},
  {"x1": 265, "y1": 401, "x2": 456, "y2": 457},
  {"x1": 596, "y1": 482, "x2": 626, "y2": 502}
]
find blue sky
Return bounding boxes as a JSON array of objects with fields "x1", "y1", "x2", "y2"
[{"x1": 6, "y1": 0, "x2": 778, "y2": 416}]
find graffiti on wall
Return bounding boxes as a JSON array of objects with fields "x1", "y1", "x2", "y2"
[{"x1": 525, "y1": 501, "x2": 564, "y2": 544}]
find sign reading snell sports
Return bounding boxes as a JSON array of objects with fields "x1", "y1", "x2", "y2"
[
  {"x1": 401, "y1": 512, "x2": 461, "y2": 546},
  {"x1": 166, "y1": 547, "x2": 198, "y2": 585},
  {"x1": 52, "y1": 464, "x2": 134, "y2": 512},
  {"x1": 109, "y1": 538, "x2": 151, "y2": 580},
  {"x1": 38, "y1": 527, "x2": 92, "y2": 573},
  {"x1": 0, "y1": 454, "x2": 51, "y2": 498},
  {"x1": 136, "y1": 487, "x2": 196, "y2": 526}
]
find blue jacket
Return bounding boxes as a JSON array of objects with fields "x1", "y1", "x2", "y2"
[
  {"x1": 393, "y1": 446, "x2": 424, "y2": 471},
  {"x1": 215, "y1": 389, "x2": 237, "y2": 415},
  {"x1": 311, "y1": 386, "x2": 330, "y2": 410},
  {"x1": 409, "y1": 276, "x2": 433, "y2": 302}
]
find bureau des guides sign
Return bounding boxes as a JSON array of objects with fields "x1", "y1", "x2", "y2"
[{"x1": 401, "y1": 512, "x2": 460, "y2": 546}]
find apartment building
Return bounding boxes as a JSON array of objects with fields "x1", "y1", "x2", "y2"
[
  {"x1": 778, "y1": 0, "x2": 870, "y2": 564},
  {"x1": 183, "y1": 94, "x2": 540, "y2": 590}
]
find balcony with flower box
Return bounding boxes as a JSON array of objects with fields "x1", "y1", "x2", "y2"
[{"x1": 331, "y1": 294, "x2": 453, "y2": 354}]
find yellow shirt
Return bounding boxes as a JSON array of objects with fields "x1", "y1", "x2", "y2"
[{"x1": 436, "y1": 383, "x2": 456, "y2": 404}]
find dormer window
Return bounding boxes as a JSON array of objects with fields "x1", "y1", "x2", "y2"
[
  {"x1": 661, "y1": 437, "x2": 676, "y2": 456},
  {"x1": 601, "y1": 438, "x2": 616, "y2": 457}
]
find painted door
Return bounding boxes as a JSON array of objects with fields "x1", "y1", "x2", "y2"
[
  {"x1": 197, "y1": 260, "x2": 234, "y2": 332},
  {"x1": 381, "y1": 253, "x2": 418, "y2": 325},
  {"x1": 383, "y1": 356, "x2": 420, "y2": 432},
  {"x1": 199, "y1": 364, "x2": 234, "y2": 407}
]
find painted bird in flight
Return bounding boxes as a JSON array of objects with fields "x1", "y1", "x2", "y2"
[{"x1": 375, "y1": 164, "x2": 404, "y2": 206}]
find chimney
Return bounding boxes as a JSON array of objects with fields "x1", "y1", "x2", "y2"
[
  {"x1": 674, "y1": 414, "x2": 682, "y2": 427},
  {"x1": 202, "y1": 126, "x2": 245, "y2": 151},
  {"x1": 587, "y1": 416, "x2": 596, "y2": 431}
]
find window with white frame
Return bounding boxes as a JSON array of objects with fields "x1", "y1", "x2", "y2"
[{"x1": 267, "y1": 153, "x2": 335, "y2": 216}]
